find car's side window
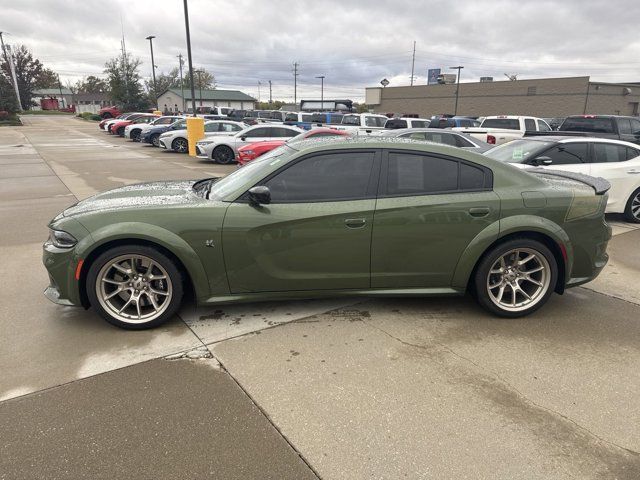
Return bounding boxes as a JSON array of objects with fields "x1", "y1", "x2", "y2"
[
  {"x1": 247, "y1": 128, "x2": 270, "y2": 137},
  {"x1": 204, "y1": 123, "x2": 220, "y2": 133},
  {"x1": 618, "y1": 119, "x2": 633, "y2": 134},
  {"x1": 387, "y1": 153, "x2": 457, "y2": 195},
  {"x1": 630, "y1": 119, "x2": 640, "y2": 135},
  {"x1": 592, "y1": 143, "x2": 632, "y2": 163},
  {"x1": 423, "y1": 132, "x2": 457, "y2": 147},
  {"x1": 277, "y1": 128, "x2": 298, "y2": 137},
  {"x1": 524, "y1": 119, "x2": 536, "y2": 131},
  {"x1": 263, "y1": 152, "x2": 377, "y2": 203},
  {"x1": 537, "y1": 120, "x2": 551, "y2": 132},
  {"x1": 402, "y1": 132, "x2": 426, "y2": 141},
  {"x1": 544, "y1": 143, "x2": 589, "y2": 164},
  {"x1": 626, "y1": 147, "x2": 640, "y2": 160},
  {"x1": 454, "y1": 135, "x2": 475, "y2": 148}
]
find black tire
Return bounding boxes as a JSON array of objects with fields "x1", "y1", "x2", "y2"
[
  {"x1": 623, "y1": 187, "x2": 640, "y2": 223},
  {"x1": 116, "y1": 126, "x2": 125, "y2": 136},
  {"x1": 172, "y1": 137, "x2": 188, "y2": 153},
  {"x1": 86, "y1": 245, "x2": 184, "y2": 330},
  {"x1": 473, "y1": 238, "x2": 557, "y2": 318},
  {"x1": 212, "y1": 145, "x2": 235, "y2": 164},
  {"x1": 130, "y1": 129, "x2": 141, "y2": 141},
  {"x1": 151, "y1": 133, "x2": 160, "y2": 147}
]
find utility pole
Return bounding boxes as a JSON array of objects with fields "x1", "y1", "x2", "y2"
[
  {"x1": 195, "y1": 70, "x2": 203, "y2": 107},
  {"x1": 293, "y1": 62, "x2": 299, "y2": 106},
  {"x1": 410, "y1": 41, "x2": 416, "y2": 86},
  {"x1": 145, "y1": 35, "x2": 158, "y2": 110},
  {"x1": 268, "y1": 80, "x2": 272, "y2": 104},
  {"x1": 57, "y1": 74, "x2": 65, "y2": 109},
  {"x1": 177, "y1": 53, "x2": 185, "y2": 112},
  {"x1": 449, "y1": 65, "x2": 464, "y2": 116},
  {"x1": 182, "y1": 0, "x2": 197, "y2": 116},
  {"x1": 315, "y1": 75, "x2": 325, "y2": 110},
  {"x1": 257, "y1": 81, "x2": 261, "y2": 103},
  {"x1": 0, "y1": 32, "x2": 23, "y2": 110}
]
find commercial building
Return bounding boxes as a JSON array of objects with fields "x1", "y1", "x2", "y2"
[
  {"x1": 365, "y1": 76, "x2": 640, "y2": 118},
  {"x1": 157, "y1": 88, "x2": 256, "y2": 113}
]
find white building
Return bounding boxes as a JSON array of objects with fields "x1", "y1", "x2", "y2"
[{"x1": 157, "y1": 88, "x2": 256, "y2": 113}]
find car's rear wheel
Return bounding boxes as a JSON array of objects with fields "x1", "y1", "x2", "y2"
[
  {"x1": 116, "y1": 126, "x2": 125, "y2": 136},
  {"x1": 130, "y1": 129, "x2": 141, "y2": 141},
  {"x1": 473, "y1": 239, "x2": 557, "y2": 317},
  {"x1": 151, "y1": 133, "x2": 160, "y2": 147},
  {"x1": 624, "y1": 187, "x2": 640, "y2": 223},
  {"x1": 86, "y1": 245, "x2": 184, "y2": 330},
  {"x1": 212, "y1": 145, "x2": 235, "y2": 164},
  {"x1": 172, "y1": 137, "x2": 188, "y2": 153}
]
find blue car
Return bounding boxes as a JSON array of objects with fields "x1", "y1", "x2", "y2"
[
  {"x1": 141, "y1": 118, "x2": 188, "y2": 146},
  {"x1": 430, "y1": 116, "x2": 480, "y2": 128}
]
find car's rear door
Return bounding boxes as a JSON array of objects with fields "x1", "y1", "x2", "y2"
[
  {"x1": 222, "y1": 149, "x2": 381, "y2": 293},
  {"x1": 371, "y1": 149, "x2": 499, "y2": 288}
]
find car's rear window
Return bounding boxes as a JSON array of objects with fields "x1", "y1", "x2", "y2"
[
  {"x1": 480, "y1": 119, "x2": 521, "y2": 130},
  {"x1": 560, "y1": 117, "x2": 615, "y2": 133}
]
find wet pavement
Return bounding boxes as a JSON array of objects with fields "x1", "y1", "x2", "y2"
[{"x1": 1, "y1": 115, "x2": 639, "y2": 479}]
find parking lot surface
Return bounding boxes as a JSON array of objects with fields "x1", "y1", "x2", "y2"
[{"x1": 1, "y1": 115, "x2": 639, "y2": 479}]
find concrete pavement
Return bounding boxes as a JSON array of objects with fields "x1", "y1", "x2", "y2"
[{"x1": 1, "y1": 115, "x2": 639, "y2": 479}]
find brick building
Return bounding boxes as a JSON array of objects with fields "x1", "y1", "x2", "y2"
[{"x1": 364, "y1": 76, "x2": 640, "y2": 118}]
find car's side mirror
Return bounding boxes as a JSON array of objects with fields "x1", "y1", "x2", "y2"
[
  {"x1": 532, "y1": 156, "x2": 553, "y2": 166},
  {"x1": 248, "y1": 186, "x2": 271, "y2": 206},
  {"x1": 240, "y1": 136, "x2": 246, "y2": 141}
]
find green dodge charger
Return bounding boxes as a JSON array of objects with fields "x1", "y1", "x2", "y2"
[{"x1": 43, "y1": 138, "x2": 611, "y2": 329}]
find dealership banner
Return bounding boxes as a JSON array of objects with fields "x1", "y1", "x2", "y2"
[{"x1": 427, "y1": 68, "x2": 441, "y2": 85}]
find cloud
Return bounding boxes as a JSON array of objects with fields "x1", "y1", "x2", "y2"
[{"x1": 3, "y1": 0, "x2": 640, "y2": 101}]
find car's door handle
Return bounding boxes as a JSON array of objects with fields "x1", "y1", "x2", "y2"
[
  {"x1": 468, "y1": 207, "x2": 490, "y2": 217},
  {"x1": 627, "y1": 169, "x2": 640, "y2": 174},
  {"x1": 344, "y1": 218, "x2": 367, "y2": 228}
]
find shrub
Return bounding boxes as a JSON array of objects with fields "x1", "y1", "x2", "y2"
[
  {"x1": 89, "y1": 114, "x2": 102, "y2": 121},
  {"x1": 0, "y1": 111, "x2": 8, "y2": 120}
]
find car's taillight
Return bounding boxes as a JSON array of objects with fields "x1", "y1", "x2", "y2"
[{"x1": 487, "y1": 135, "x2": 496, "y2": 144}]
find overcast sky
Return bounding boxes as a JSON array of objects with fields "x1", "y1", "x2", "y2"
[{"x1": 2, "y1": 0, "x2": 640, "y2": 101}]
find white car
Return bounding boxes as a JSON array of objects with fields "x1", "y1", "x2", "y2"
[
  {"x1": 158, "y1": 120, "x2": 246, "y2": 153},
  {"x1": 196, "y1": 124, "x2": 303, "y2": 163},
  {"x1": 334, "y1": 113, "x2": 389, "y2": 136},
  {"x1": 485, "y1": 136, "x2": 640, "y2": 222},
  {"x1": 383, "y1": 117, "x2": 431, "y2": 129},
  {"x1": 124, "y1": 115, "x2": 184, "y2": 141},
  {"x1": 455, "y1": 115, "x2": 552, "y2": 145}
]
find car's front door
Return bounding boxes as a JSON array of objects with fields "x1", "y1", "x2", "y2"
[
  {"x1": 533, "y1": 142, "x2": 591, "y2": 174},
  {"x1": 222, "y1": 150, "x2": 381, "y2": 293},
  {"x1": 589, "y1": 142, "x2": 640, "y2": 209},
  {"x1": 371, "y1": 150, "x2": 500, "y2": 288}
]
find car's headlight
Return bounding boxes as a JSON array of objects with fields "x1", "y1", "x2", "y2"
[
  {"x1": 159, "y1": 133, "x2": 171, "y2": 138},
  {"x1": 242, "y1": 150, "x2": 254, "y2": 155},
  {"x1": 197, "y1": 141, "x2": 214, "y2": 146},
  {"x1": 48, "y1": 229, "x2": 77, "y2": 248}
]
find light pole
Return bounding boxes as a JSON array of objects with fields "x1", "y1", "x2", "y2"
[
  {"x1": 315, "y1": 75, "x2": 325, "y2": 110},
  {"x1": 145, "y1": 35, "x2": 158, "y2": 110},
  {"x1": 182, "y1": 0, "x2": 197, "y2": 116},
  {"x1": 449, "y1": 65, "x2": 464, "y2": 116}
]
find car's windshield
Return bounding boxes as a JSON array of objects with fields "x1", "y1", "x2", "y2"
[
  {"x1": 484, "y1": 139, "x2": 552, "y2": 163},
  {"x1": 481, "y1": 118, "x2": 521, "y2": 129},
  {"x1": 208, "y1": 146, "x2": 294, "y2": 200},
  {"x1": 341, "y1": 115, "x2": 361, "y2": 126}
]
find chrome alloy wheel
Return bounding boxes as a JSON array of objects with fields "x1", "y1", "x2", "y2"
[
  {"x1": 631, "y1": 191, "x2": 640, "y2": 220},
  {"x1": 96, "y1": 254, "x2": 172, "y2": 324},
  {"x1": 173, "y1": 138, "x2": 188, "y2": 153},
  {"x1": 486, "y1": 248, "x2": 551, "y2": 313}
]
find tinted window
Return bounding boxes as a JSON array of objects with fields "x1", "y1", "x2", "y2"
[
  {"x1": 544, "y1": 143, "x2": 589, "y2": 165},
  {"x1": 311, "y1": 113, "x2": 325, "y2": 123},
  {"x1": 204, "y1": 123, "x2": 219, "y2": 132},
  {"x1": 458, "y1": 120, "x2": 473, "y2": 127},
  {"x1": 454, "y1": 135, "x2": 475, "y2": 147},
  {"x1": 342, "y1": 115, "x2": 360, "y2": 126},
  {"x1": 365, "y1": 116, "x2": 386, "y2": 127},
  {"x1": 328, "y1": 114, "x2": 343, "y2": 125},
  {"x1": 302, "y1": 114, "x2": 313, "y2": 122},
  {"x1": 560, "y1": 117, "x2": 615, "y2": 133},
  {"x1": 627, "y1": 147, "x2": 640, "y2": 160},
  {"x1": 387, "y1": 153, "x2": 458, "y2": 195},
  {"x1": 385, "y1": 119, "x2": 407, "y2": 129},
  {"x1": 264, "y1": 152, "x2": 376, "y2": 202},
  {"x1": 246, "y1": 127, "x2": 270, "y2": 137},
  {"x1": 618, "y1": 119, "x2": 632, "y2": 134},
  {"x1": 537, "y1": 119, "x2": 551, "y2": 132},
  {"x1": 400, "y1": 132, "x2": 426, "y2": 140},
  {"x1": 285, "y1": 113, "x2": 298, "y2": 122},
  {"x1": 423, "y1": 132, "x2": 458, "y2": 147},
  {"x1": 276, "y1": 128, "x2": 298, "y2": 137},
  {"x1": 592, "y1": 143, "x2": 632, "y2": 163},
  {"x1": 481, "y1": 118, "x2": 520, "y2": 129},
  {"x1": 412, "y1": 120, "x2": 429, "y2": 128},
  {"x1": 630, "y1": 119, "x2": 640, "y2": 135},
  {"x1": 220, "y1": 123, "x2": 241, "y2": 132},
  {"x1": 460, "y1": 163, "x2": 485, "y2": 190}
]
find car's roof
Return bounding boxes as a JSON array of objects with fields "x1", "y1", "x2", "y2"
[
  {"x1": 380, "y1": 128, "x2": 487, "y2": 143},
  {"x1": 525, "y1": 135, "x2": 640, "y2": 148}
]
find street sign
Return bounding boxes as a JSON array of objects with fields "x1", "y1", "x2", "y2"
[{"x1": 427, "y1": 68, "x2": 441, "y2": 85}]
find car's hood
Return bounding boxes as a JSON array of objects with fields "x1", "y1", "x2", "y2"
[
  {"x1": 240, "y1": 140, "x2": 285, "y2": 151},
  {"x1": 61, "y1": 181, "x2": 201, "y2": 217}
]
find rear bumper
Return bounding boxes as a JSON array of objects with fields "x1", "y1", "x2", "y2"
[{"x1": 565, "y1": 221, "x2": 611, "y2": 289}]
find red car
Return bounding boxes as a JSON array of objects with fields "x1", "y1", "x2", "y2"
[
  {"x1": 237, "y1": 128, "x2": 349, "y2": 165},
  {"x1": 109, "y1": 114, "x2": 159, "y2": 136},
  {"x1": 98, "y1": 106, "x2": 121, "y2": 119}
]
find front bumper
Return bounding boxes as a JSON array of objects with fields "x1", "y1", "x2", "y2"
[
  {"x1": 43, "y1": 241, "x2": 82, "y2": 307},
  {"x1": 44, "y1": 285, "x2": 75, "y2": 306},
  {"x1": 159, "y1": 138, "x2": 168, "y2": 149}
]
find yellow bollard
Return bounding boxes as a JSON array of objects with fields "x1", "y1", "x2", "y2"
[
  {"x1": 153, "y1": 110, "x2": 162, "y2": 116},
  {"x1": 186, "y1": 117, "x2": 205, "y2": 157}
]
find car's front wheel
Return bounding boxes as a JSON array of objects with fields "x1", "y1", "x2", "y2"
[
  {"x1": 473, "y1": 238, "x2": 557, "y2": 317},
  {"x1": 151, "y1": 133, "x2": 160, "y2": 147},
  {"x1": 86, "y1": 245, "x2": 184, "y2": 329},
  {"x1": 172, "y1": 137, "x2": 188, "y2": 153},
  {"x1": 624, "y1": 187, "x2": 640, "y2": 223},
  {"x1": 212, "y1": 145, "x2": 235, "y2": 164},
  {"x1": 130, "y1": 129, "x2": 141, "y2": 142}
]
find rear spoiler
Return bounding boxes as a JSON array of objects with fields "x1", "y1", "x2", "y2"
[{"x1": 527, "y1": 168, "x2": 611, "y2": 195}]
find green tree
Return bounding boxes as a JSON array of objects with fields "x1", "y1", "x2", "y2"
[
  {"x1": 1, "y1": 45, "x2": 46, "y2": 109},
  {"x1": 104, "y1": 54, "x2": 148, "y2": 111},
  {"x1": 0, "y1": 74, "x2": 18, "y2": 113},
  {"x1": 183, "y1": 67, "x2": 216, "y2": 90},
  {"x1": 35, "y1": 68, "x2": 60, "y2": 89},
  {"x1": 143, "y1": 67, "x2": 180, "y2": 105},
  {"x1": 75, "y1": 75, "x2": 108, "y2": 93}
]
